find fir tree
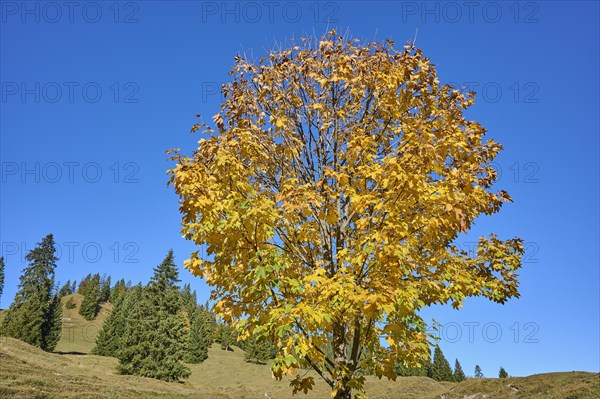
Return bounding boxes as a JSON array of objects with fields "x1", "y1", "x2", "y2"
[
  {"x1": 117, "y1": 250, "x2": 190, "y2": 381},
  {"x1": 474, "y1": 365, "x2": 484, "y2": 378},
  {"x1": 109, "y1": 278, "x2": 127, "y2": 304},
  {"x1": 99, "y1": 275, "x2": 111, "y2": 303},
  {"x1": 429, "y1": 346, "x2": 453, "y2": 382},
  {"x1": 244, "y1": 335, "x2": 276, "y2": 364},
  {"x1": 0, "y1": 234, "x2": 61, "y2": 351},
  {"x1": 41, "y1": 293, "x2": 62, "y2": 351},
  {"x1": 79, "y1": 273, "x2": 100, "y2": 320},
  {"x1": 185, "y1": 307, "x2": 210, "y2": 363},
  {"x1": 203, "y1": 302, "x2": 217, "y2": 343},
  {"x1": 70, "y1": 280, "x2": 77, "y2": 294},
  {"x1": 93, "y1": 284, "x2": 143, "y2": 357},
  {"x1": 215, "y1": 322, "x2": 236, "y2": 350},
  {"x1": 453, "y1": 358, "x2": 466, "y2": 382},
  {"x1": 58, "y1": 280, "x2": 72, "y2": 297},
  {"x1": 0, "y1": 257, "x2": 5, "y2": 307},
  {"x1": 66, "y1": 296, "x2": 76, "y2": 309},
  {"x1": 499, "y1": 367, "x2": 508, "y2": 378},
  {"x1": 395, "y1": 362, "x2": 429, "y2": 377},
  {"x1": 181, "y1": 283, "x2": 197, "y2": 315},
  {"x1": 78, "y1": 274, "x2": 92, "y2": 294}
]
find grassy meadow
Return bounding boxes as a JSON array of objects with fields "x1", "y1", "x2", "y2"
[{"x1": 0, "y1": 295, "x2": 598, "y2": 399}]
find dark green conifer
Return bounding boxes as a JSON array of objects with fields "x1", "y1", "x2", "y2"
[
  {"x1": 65, "y1": 296, "x2": 76, "y2": 309},
  {"x1": 92, "y1": 284, "x2": 143, "y2": 357},
  {"x1": 429, "y1": 346, "x2": 454, "y2": 382},
  {"x1": 109, "y1": 278, "x2": 127, "y2": 304},
  {"x1": 499, "y1": 367, "x2": 508, "y2": 378},
  {"x1": 58, "y1": 280, "x2": 72, "y2": 297},
  {"x1": 78, "y1": 274, "x2": 92, "y2": 294},
  {"x1": 181, "y1": 283, "x2": 197, "y2": 315},
  {"x1": 453, "y1": 359, "x2": 466, "y2": 382},
  {"x1": 216, "y1": 322, "x2": 236, "y2": 350},
  {"x1": 99, "y1": 275, "x2": 111, "y2": 302},
  {"x1": 117, "y1": 250, "x2": 190, "y2": 381},
  {"x1": 0, "y1": 234, "x2": 61, "y2": 351},
  {"x1": 185, "y1": 307, "x2": 210, "y2": 363},
  {"x1": 244, "y1": 335, "x2": 276, "y2": 364},
  {"x1": 395, "y1": 361, "x2": 429, "y2": 377},
  {"x1": 41, "y1": 293, "x2": 62, "y2": 351},
  {"x1": 79, "y1": 273, "x2": 101, "y2": 320},
  {"x1": 203, "y1": 302, "x2": 217, "y2": 342}
]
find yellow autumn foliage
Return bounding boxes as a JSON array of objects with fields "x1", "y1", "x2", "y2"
[{"x1": 168, "y1": 30, "x2": 523, "y2": 399}]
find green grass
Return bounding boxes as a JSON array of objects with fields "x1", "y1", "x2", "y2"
[
  {"x1": 0, "y1": 296, "x2": 598, "y2": 398},
  {"x1": 55, "y1": 294, "x2": 112, "y2": 354}
]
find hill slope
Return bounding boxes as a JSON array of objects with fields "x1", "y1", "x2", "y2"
[
  {"x1": 0, "y1": 295, "x2": 598, "y2": 398},
  {"x1": 0, "y1": 294, "x2": 111, "y2": 354},
  {"x1": 55, "y1": 294, "x2": 111, "y2": 354},
  {"x1": 0, "y1": 336, "x2": 598, "y2": 399}
]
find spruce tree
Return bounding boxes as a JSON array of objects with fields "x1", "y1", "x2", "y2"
[
  {"x1": 99, "y1": 275, "x2": 111, "y2": 302},
  {"x1": 93, "y1": 284, "x2": 142, "y2": 357},
  {"x1": 474, "y1": 365, "x2": 484, "y2": 378},
  {"x1": 59, "y1": 280, "x2": 72, "y2": 297},
  {"x1": 395, "y1": 362, "x2": 429, "y2": 377},
  {"x1": 0, "y1": 257, "x2": 5, "y2": 307},
  {"x1": 185, "y1": 307, "x2": 210, "y2": 363},
  {"x1": 181, "y1": 283, "x2": 197, "y2": 315},
  {"x1": 70, "y1": 280, "x2": 77, "y2": 294},
  {"x1": 78, "y1": 274, "x2": 92, "y2": 294},
  {"x1": 216, "y1": 322, "x2": 236, "y2": 350},
  {"x1": 66, "y1": 296, "x2": 76, "y2": 309},
  {"x1": 203, "y1": 302, "x2": 217, "y2": 343},
  {"x1": 429, "y1": 346, "x2": 454, "y2": 382},
  {"x1": 79, "y1": 273, "x2": 100, "y2": 320},
  {"x1": 499, "y1": 367, "x2": 508, "y2": 378},
  {"x1": 41, "y1": 293, "x2": 62, "y2": 351},
  {"x1": 244, "y1": 335, "x2": 276, "y2": 364},
  {"x1": 117, "y1": 250, "x2": 190, "y2": 381},
  {"x1": 0, "y1": 234, "x2": 61, "y2": 351},
  {"x1": 109, "y1": 278, "x2": 127, "y2": 304},
  {"x1": 453, "y1": 358, "x2": 466, "y2": 382}
]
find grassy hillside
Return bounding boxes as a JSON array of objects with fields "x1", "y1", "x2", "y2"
[
  {"x1": 0, "y1": 296, "x2": 598, "y2": 399},
  {"x1": 55, "y1": 294, "x2": 111, "y2": 354},
  {"x1": 0, "y1": 294, "x2": 111, "y2": 355},
  {"x1": 1, "y1": 336, "x2": 597, "y2": 399}
]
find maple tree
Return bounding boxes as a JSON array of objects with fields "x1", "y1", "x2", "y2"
[{"x1": 168, "y1": 30, "x2": 523, "y2": 398}]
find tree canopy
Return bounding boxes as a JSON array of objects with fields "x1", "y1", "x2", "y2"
[{"x1": 169, "y1": 30, "x2": 524, "y2": 398}]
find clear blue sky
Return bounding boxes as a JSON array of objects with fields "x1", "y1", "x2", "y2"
[{"x1": 1, "y1": 0, "x2": 598, "y2": 378}]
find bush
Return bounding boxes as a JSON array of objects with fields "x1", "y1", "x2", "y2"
[{"x1": 66, "y1": 297, "x2": 76, "y2": 309}]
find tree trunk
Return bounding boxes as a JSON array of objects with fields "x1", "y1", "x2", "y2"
[
  {"x1": 332, "y1": 321, "x2": 352, "y2": 399},
  {"x1": 333, "y1": 384, "x2": 352, "y2": 399}
]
